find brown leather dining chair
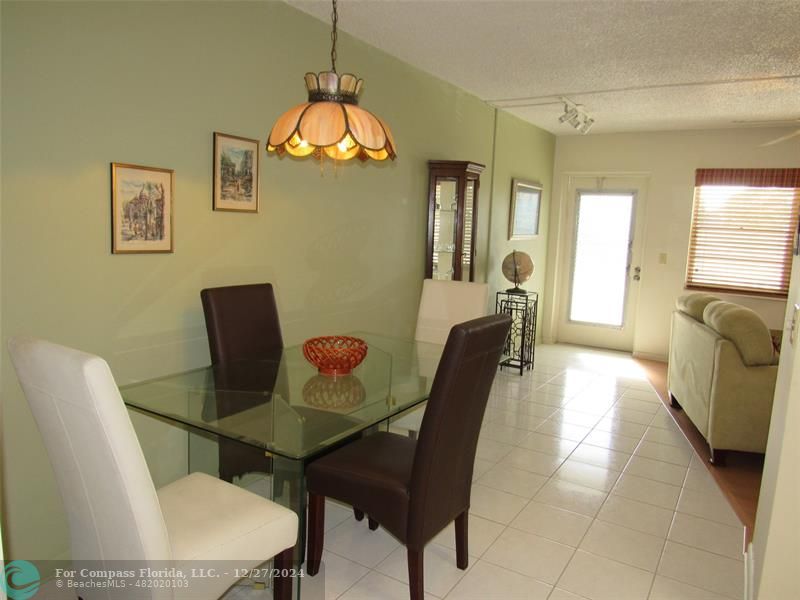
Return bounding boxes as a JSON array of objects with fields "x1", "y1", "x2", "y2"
[
  {"x1": 201, "y1": 283, "x2": 284, "y2": 365},
  {"x1": 200, "y1": 282, "x2": 365, "y2": 491},
  {"x1": 201, "y1": 283, "x2": 284, "y2": 482},
  {"x1": 305, "y1": 314, "x2": 512, "y2": 600}
]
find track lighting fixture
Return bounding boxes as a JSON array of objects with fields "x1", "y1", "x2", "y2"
[{"x1": 558, "y1": 99, "x2": 595, "y2": 135}]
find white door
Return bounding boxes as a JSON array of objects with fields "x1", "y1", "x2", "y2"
[{"x1": 557, "y1": 176, "x2": 647, "y2": 352}]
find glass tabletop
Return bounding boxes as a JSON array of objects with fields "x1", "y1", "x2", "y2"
[{"x1": 120, "y1": 332, "x2": 444, "y2": 460}]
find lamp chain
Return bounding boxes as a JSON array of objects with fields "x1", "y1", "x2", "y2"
[{"x1": 330, "y1": 0, "x2": 338, "y2": 73}]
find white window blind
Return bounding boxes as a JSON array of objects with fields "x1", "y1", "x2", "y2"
[
  {"x1": 432, "y1": 184, "x2": 440, "y2": 266},
  {"x1": 686, "y1": 169, "x2": 800, "y2": 298},
  {"x1": 463, "y1": 181, "x2": 474, "y2": 266}
]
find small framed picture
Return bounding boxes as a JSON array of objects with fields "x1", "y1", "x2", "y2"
[
  {"x1": 213, "y1": 132, "x2": 259, "y2": 212},
  {"x1": 111, "y1": 163, "x2": 174, "y2": 254},
  {"x1": 509, "y1": 179, "x2": 542, "y2": 240}
]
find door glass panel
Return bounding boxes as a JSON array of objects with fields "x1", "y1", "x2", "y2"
[
  {"x1": 432, "y1": 178, "x2": 457, "y2": 280},
  {"x1": 460, "y1": 180, "x2": 475, "y2": 281},
  {"x1": 569, "y1": 192, "x2": 634, "y2": 327}
]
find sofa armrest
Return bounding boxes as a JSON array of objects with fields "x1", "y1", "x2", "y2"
[
  {"x1": 668, "y1": 311, "x2": 718, "y2": 438},
  {"x1": 704, "y1": 301, "x2": 776, "y2": 366},
  {"x1": 708, "y1": 339, "x2": 777, "y2": 453}
]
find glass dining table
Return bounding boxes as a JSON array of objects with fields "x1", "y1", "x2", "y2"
[{"x1": 120, "y1": 332, "x2": 443, "y2": 596}]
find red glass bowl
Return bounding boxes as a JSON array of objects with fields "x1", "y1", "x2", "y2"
[{"x1": 302, "y1": 336, "x2": 368, "y2": 376}]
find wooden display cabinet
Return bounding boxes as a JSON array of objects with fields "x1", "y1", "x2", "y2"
[{"x1": 425, "y1": 161, "x2": 485, "y2": 282}]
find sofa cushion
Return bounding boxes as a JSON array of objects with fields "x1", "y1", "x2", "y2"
[
  {"x1": 703, "y1": 301, "x2": 776, "y2": 366},
  {"x1": 676, "y1": 293, "x2": 720, "y2": 322}
]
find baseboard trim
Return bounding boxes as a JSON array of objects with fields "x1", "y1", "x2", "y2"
[{"x1": 632, "y1": 350, "x2": 668, "y2": 362}]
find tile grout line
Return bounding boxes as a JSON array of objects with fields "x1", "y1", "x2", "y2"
[
  {"x1": 643, "y1": 403, "x2": 682, "y2": 600},
  {"x1": 550, "y1": 406, "x2": 654, "y2": 596},
  {"x1": 485, "y1": 372, "x2": 622, "y2": 597}
]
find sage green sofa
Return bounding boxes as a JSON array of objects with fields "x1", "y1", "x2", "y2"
[{"x1": 667, "y1": 293, "x2": 778, "y2": 463}]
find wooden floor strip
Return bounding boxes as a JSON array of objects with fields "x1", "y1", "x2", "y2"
[{"x1": 635, "y1": 358, "x2": 763, "y2": 540}]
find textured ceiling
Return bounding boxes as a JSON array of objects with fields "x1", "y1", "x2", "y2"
[{"x1": 289, "y1": 0, "x2": 800, "y2": 135}]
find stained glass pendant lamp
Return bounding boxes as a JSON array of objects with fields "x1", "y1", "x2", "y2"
[{"x1": 266, "y1": 0, "x2": 396, "y2": 162}]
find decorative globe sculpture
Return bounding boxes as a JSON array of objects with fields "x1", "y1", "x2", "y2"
[{"x1": 501, "y1": 250, "x2": 534, "y2": 293}]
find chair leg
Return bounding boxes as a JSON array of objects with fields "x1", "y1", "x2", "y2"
[
  {"x1": 307, "y1": 492, "x2": 325, "y2": 576},
  {"x1": 368, "y1": 517, "x2": 378, "y2": 531},
  {"x1": 407, "y1": 548, "x2": 424, "y2": 600},
  {"x1": 273, "y1": 547, "x2": 293, "y2": 600},
  {"x1": 354, "y1": 507, "x2": 365, "y2": 521},
  {"x1": 455, "y1": 511, "x2": 468, "y2": 570}
]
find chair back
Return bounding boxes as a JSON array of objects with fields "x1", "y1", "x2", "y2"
[
  {"x1": 201, "y1": 283, "x2": 283, "y2": 364},
  {"x1": 414, "y1": 279, "x2": 489, "y2": 345},
  {"x1": 407, "y1": 314, "x2": 511, "y2": 548},
  {"x1": 7, "y1": 338, "x2": 171, "y2": 565}
]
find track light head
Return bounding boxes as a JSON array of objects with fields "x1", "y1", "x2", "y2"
[
  {"x1": 559, "y1": 106, "x2": 579, "y2": 123},
  {"x1": 556, "y1": 98, "x2": 595, "y2": 134}
]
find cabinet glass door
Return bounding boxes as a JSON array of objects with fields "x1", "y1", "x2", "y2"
[
  {"x1": 460, "y1": 179, "x2": 476, "y2": 281},
  {"x1": 432, "y1": 178, "x2": 458, "y2": 280}
]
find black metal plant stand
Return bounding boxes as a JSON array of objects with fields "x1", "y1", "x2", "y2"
[{"x1": 496, "y1": 290, "x2": 538, "y2": 375}]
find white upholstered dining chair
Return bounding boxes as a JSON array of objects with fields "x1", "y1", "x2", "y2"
[
  {"x1": 392, "y1": 279, "x2": 490, "y2": 436},
  {"x1": 414, "y1": 279, "x2": 490, "y2": 345},
  {"x1": 8, "y1": 337, "x2": 298, "y2": 600}
]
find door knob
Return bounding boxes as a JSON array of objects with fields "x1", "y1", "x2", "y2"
[{"x1": 633, "y1": 266, "x2": 641, "y2": 281}]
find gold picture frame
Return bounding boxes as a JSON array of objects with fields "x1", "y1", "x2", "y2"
[
  {"x1": 111, "y1": 162, "x2": 174, "y2": 254},
  {"x1": 213, "y1": 132, "x2": 259, "y2": 213},
  {"x1": 509, "y1": 178, "x2": 542, "y2": 240}
]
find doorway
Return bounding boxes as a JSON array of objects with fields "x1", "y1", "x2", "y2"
[{"x1": 557, "y1": 176, "x2": 647, "y2": 352}]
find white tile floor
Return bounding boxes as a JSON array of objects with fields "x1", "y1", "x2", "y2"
[{"x1": 226, "y1": 344, "x2": 746, "y2": 600}]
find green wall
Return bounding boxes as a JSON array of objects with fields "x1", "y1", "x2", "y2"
[
  {"x1": 487, "y1": 110, "x2": 555, "y2": 340},
  {"x1": 0, "y1": 1, "x2": 554, "y2": 560}
]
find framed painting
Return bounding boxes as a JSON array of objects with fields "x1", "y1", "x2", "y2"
[
  {"x1": 111, "y1": 163, "x2": 174, "y2": 254},
  {"x1": 509, "y1": 179, "x2": 542, "y2": 240},
  {"x1": 213, "y1": 132, "x2": 259, "y2": 212}
]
